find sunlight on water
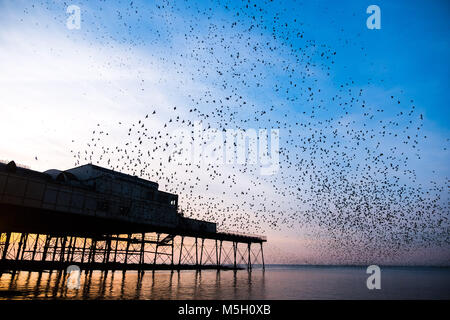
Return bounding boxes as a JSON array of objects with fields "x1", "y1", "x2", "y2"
[{"x1": 0, "y1": 266, "x2": 449, "y2": 300}]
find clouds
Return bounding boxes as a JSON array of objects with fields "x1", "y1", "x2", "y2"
[{"x1": 0, "y1": 5, "x2": 192, "y2": 171}]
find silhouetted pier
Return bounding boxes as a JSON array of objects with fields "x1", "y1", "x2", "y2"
[{"x1": 0, "y1": 161, "x2": 266, "y2": 271}]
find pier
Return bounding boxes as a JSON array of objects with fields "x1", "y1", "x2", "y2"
[{"x1": 0, "y1": 161, "x2": 266, "y2": 271}]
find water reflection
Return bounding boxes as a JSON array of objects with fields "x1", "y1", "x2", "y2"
[
  {"x1": 2, "y1": 267, "x2": 448, "y2": 299},
  {"x1": 0, "y1": 269, "x2": 265, "y2": 300}
]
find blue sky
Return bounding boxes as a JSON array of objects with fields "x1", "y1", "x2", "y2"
[{"x1": 0, "y1": 0, "x2": 449, "y2": 264}]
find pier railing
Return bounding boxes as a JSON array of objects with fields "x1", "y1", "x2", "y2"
[{"x1": 218, "y1": 230, "x2": 267, "y2": 241}]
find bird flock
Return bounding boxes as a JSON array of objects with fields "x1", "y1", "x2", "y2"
[{"x1": 66, "y1": 0, "x2": 448, "y2": 263}]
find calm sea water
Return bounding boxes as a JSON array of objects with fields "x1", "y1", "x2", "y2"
[{"x1": 0, "y1": 265, "x2": 449, "y2": 300}]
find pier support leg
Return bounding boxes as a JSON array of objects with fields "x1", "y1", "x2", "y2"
[
  {"x1": 42, "y1": 235, "x2": 50, "y2": 261},
  {"x1": 139, "y1": 233, "x2": 145, "y2": 266},
  {"x1": 260, "y1": 243, "x2": 265, "y2": 270},
  {"x1": 66, "y1": 237, "x2": 73, "y2": 262},
  {"x1": 1, "y1": 232, "x2": 11, "y2": 260},
  {"x1": 171, "y1": 237, "x2": 174, "y2": 266},
  {"x1": 178, "y1": 236, "x2": 184, "y2": 265},
  {"x1": 215, "y1": 240, "x2": 218, "y2": 267},
  {"x1": 90, "y1": 239, "x2": 97, "y2": 264},
  {"x1": 195, "y1": 237, "x2": 198, "y2": 266},
  {"x1": 87, "y1": 239, "x2": 93, "y2": 263},
  {"x1": 218, "y1": 240, "x2": 223, "y2": 267},
  {"x1": 59, "y1": 236, "x2": 67, "y2": 262},
  {"x1": 104, "y1": 236, "x2": 112, "y2": 264},
  {"x1": 113, "y1": 235, "x2": 118, "y2": 263},
  {"x1": 233, "y1": 242, "x2": 237, "y2": 269},
  {"x1": 51, "y1": 237, "x2": 58, "y2": 262},
  {"x1": 80, "y1": 237, "x2": 87, "y2": 263},
  {"x1": 153, "y1": 233, "x2": 160, "y2": 265},
  {"x1": 31, "y1": 234, "x2": 40, "y2": 261},
  {"x1": 69, "y1": 237, "x2": 77, "y2": 262},
  {"x1": 20, "y1": 233, "x2": 28, "y2": 260},
  {"x1": 200, "y1": 238, "x2": 204, "y2": 267},
  {"x1": 16, "y1": 233, "x2": 25, "y2": 260},
  {"x1": 124, "y1": 234, "x2": 131, "y2": 264},
  {"x1": 247, "y1": 243, "x2": 252, "y2": 270}
]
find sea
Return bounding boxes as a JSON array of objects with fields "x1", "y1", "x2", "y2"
[{"x1": 0, "y1": 265, "x2": 449, "y2": 300}]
